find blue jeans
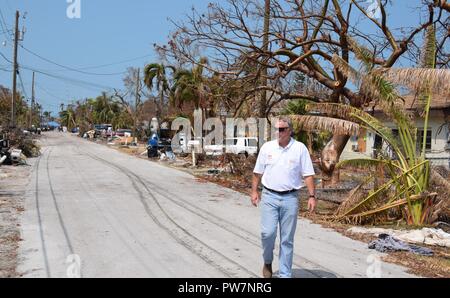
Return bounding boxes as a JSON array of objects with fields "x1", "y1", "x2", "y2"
[{"x1": 260, "y1": 188, "x2": 299, "y2": 278}]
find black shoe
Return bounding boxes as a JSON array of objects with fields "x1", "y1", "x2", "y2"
[{"x1": 262, "y1": 264, "x2": 272, "y2": 278}]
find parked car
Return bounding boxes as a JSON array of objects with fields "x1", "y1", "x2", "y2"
[
  {"x1": 114, "y1": 129, "x2": 132, "y2": 137},
  {"x1": 94, "y1": 124, "x2": 113, "y2": 137}
]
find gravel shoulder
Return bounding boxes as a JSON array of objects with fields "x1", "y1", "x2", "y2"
[{"x1": 0, "y1": 164, "x2": 33, "y2": 277}]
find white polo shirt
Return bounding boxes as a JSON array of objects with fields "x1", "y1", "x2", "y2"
[{"x1": 253, "y1": 138, "x2": 315, "y2": 192}]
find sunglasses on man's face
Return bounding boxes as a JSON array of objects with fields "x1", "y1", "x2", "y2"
[{"x1": 278, "y1": 127, "x2": 289, "y2": 132}]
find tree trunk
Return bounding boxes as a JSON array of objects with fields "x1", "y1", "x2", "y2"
[
  {"x1": 307, "y1": 132, "x2": 313, "y2": 153},
  {"x1": 259, "y1": 0, "x2": 270, "y2": 118},
  {"x1": 158, "y1": 88, "x2": 164, "y2": 119},
  {"x1": 320, "y1": 134, "x2": 349, "y2": 186}
]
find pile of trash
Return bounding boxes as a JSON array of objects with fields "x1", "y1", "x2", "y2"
[
  {"x1": 347, "y1": 226, "x2": 450, "y2": 248},
  {"x1": 368, "y1": 234, "x2": 434, "y2": 256},
  {"x1": 1, "y1": 130, "x2": 40, "y2": 165}
]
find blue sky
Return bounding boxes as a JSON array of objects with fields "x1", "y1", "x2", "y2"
[
  {"x1": 0, "y1": 0, "x2": 212, "y2": 114},
  {"x1": 0, "y1": 0, "x2": 431, "y2": 115}
]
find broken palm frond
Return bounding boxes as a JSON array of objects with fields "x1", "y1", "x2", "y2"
[
  {"x1": 430, "y1": 169, "x2": 450, "y2": 195},
  {"x1": 429, "y1": 169, "x2": 450, "y2": 222},
  {"x1": 289, "y1": 115, "x2": 360, "y2": 136},
  {"x1": 336, "y1": 193, "x2": 437, "y2": 225},
  {"x1": 336, "y1": 174, "x2": 374, "y2": 217},
  {"x1": 380, "y1": 68, "x2": 450, "y2": 98},
  {"x1": 305, "y1": 102, "x2": 362, "y2": 120},
  {"x1": 338, "y1": 160, "x2": 429, "y2": 218},
  {"x1": 331, "y1": 54, "x2": 361, "y2": 86},
  {"x1": 304, "y1": 102, "x2": 404, "y2": 151},
  {"x1": 347, "y1": 37, "x2": 375, "y2": 70}
]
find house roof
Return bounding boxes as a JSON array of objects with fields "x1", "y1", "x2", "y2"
[{"x1": 403, "y1": 94, "x2": 449, "y2": 109}]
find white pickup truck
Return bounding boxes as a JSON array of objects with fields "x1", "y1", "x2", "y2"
[{"x1": 204, "y1": 137, "x2": 258, "y2": 156}]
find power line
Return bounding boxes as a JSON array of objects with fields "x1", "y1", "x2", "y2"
[
  {"x1": 75, "y1": 54, "x2": 153, "y2": 70},
  {"x1": 20, "y1": 65, "x2": 116, "y2": 91},
  {"x1": 29, "y1": 54, "x2": 153, "y2": 72},
  {"x1": 0, "y1": 51, "x2": 12, "y2": 63},
  {"x1": 35, "y1": 82, "x2": 62, "y2": 101},
  {"x1": 0, "y1": 9, "x2": 12, "y2": 41},
  {"x1": 4, "y1": 51, "x2": 114, "y2": 92},
  {"x1": 20, "y1": 45, "x2": 128, "y2": 76}
]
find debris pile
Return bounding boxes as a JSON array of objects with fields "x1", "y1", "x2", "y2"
[
  {"x1": 0, "y1": 129, "x2": 40, "y2": 165},
  {"x1": 347, "y1": 227, "x2": 450, "y2": 248},
  {"x1": 368, "y1": 234, "x2": 434, "y2": 256}
]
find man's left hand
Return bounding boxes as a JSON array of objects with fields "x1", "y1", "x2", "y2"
[{"x1": 307, "y1": 197, "x2": 316, "y2": 213}]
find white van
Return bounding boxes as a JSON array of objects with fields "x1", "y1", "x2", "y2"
[{"x1": 204, "y1": 137, "x2": 258, "y2": 156}]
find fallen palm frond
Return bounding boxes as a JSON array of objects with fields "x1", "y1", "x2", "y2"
[
  {"x1": 336, "y1": 193, "x2": 437, "y2": 225},
  {"x1": 430, "y1": 169, "x2": 450, "y2": 194},
  {"x1": 336, "y1": 174, "x2": 373, "y2": 217},
  {"x1": 340, "y1": 161, "x2": 428, "y2": 218},
  {"x1": 289, "y1": 115, "x2": 360, "y2": 136}
]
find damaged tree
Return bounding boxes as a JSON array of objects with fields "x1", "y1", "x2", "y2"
[{"x1": 158, "y1": 0, "x2": 448, "y2": 180}]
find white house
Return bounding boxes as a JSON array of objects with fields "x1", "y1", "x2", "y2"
[{"x1": 342, "y1": 95, "x2": 450, "y2": 168}]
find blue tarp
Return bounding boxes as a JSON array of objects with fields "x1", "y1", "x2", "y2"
[{"x1": 47, "y1": 121, "x2": 60, "y2": 128}]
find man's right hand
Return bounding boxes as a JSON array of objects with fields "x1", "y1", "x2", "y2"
[{"x1": 251, "y1": 191, "x2": 260, "y2": 207}]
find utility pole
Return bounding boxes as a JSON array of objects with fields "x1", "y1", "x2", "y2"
[
  {"x1": 10, "y1": 10, "x2": 19, "y2": 128},
  {"x1": 30, "y1": 71, "x2": 35, "y2": 128},
  {"x1": 134, "y1": 68, "x2": 140, "y2": 140}
]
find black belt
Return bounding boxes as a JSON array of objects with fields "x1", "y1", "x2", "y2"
[{"x1": 263, "y1": 186, "x2": 299, "y2": 195}]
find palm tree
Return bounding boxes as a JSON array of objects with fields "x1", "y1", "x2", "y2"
[
  {"x1": 59, "y1": 104, "x2": 76, "y2": 130},
  {"x1": 171, "y1": 58, "x2": 214, "y2": 117},
  {"x1": 144, "y1": 63, "x2": 174, "y2": 119},
  {"x1": 92, "y1": 92, "x2": 116, "y2": 125},
  {"x1": 43, "y1": 111, "x2": 52, "y2": 125}
]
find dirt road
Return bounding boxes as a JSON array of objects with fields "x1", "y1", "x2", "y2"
[{"x1": 17, "y1": 132, "x2": 415, "y2": 277}]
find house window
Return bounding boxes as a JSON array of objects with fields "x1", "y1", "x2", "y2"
[{"x1": 417, "y1": 129, "x2": 432, "y2": 151}]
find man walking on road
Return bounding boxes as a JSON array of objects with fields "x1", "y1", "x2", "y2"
[{"x1": 251, "y1": 117, "x2": 316, "y2": 278}]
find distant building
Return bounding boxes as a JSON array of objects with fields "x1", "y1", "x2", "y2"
[{"x1": 342, "y1": 94, "x2": 450, "y2": 168}]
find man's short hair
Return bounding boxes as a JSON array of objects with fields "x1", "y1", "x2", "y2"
[{"x1": 277, "y1": 117, "x2": 293, "y2": 130}]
